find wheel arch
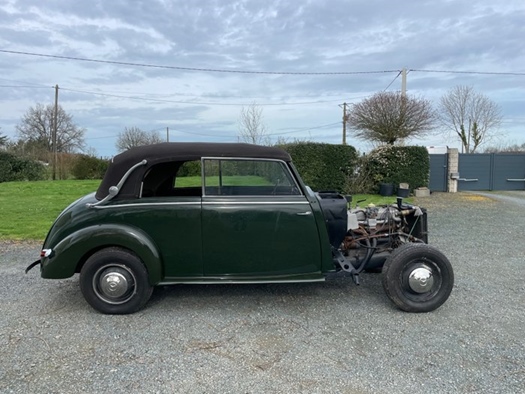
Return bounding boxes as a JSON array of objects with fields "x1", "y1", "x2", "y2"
[{"x1": 43, "y1": 224, "x2": 163, "y2": 285}]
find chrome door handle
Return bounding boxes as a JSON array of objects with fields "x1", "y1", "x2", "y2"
[{"x1": 296, "y1": 211, "x2": 312, "y2": 216}]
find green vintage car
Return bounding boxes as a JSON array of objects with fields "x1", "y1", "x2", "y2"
[{"x1": 26, "y1": 142, "x2": 453, "y2": 314}]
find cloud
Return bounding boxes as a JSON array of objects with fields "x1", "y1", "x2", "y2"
[{"x1": 0, "y1": 0, "x2": 524, "y2": 154}]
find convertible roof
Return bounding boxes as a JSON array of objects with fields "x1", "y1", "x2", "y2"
[{"x1": 96, "y1": 142, "x2": 292, "y2": 200}]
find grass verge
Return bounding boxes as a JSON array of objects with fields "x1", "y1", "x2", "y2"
[{"x1": 0, "y1": 180, "x2": 100, "y2": 241}]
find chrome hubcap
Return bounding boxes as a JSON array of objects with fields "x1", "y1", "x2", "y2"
[
  {"x1": 93, "y1": 265, "x2": 136, "y2": 304},
  {"x1": 100, "y1": 271, "x2": 129, "y2": 298},
  {"x1": 408, "y1": 266, "x2": 434, "y2": 293}
]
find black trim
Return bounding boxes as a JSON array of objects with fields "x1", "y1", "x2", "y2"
[{"x1": 25, "y1": 259, "x2": 41, "y2": 274}]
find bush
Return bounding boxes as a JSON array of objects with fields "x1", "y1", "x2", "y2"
[
  {"x1": 280, "y1": 142, "x2": 358, "y2": 192},
  {"x1": 71, "y1": 155, "x2": 109, "y2": 180},
  {"x1": 0, "y1": 151, "x2": 46, "y2": 182},
  {"x1": 362, "y1": 145, "x2": 429, "y2": 193}
]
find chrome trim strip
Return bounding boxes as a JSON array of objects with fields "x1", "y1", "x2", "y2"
[
  {"x1": 94, "y1": 202, "x2": 200, "y2": 209},
  {"x1": 94, "y1": 200, "x2": 310, "y2": 209},
  {"x1": 158, "y1": 278, "x2": 326, "y2": 285},
  {"x1": 202, "y1": 201, "x2": 310, "y2": 205}
]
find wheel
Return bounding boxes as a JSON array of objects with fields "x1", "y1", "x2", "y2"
[
  {"x1": 382, "y1": 243, "x2": 454, "y2": 313},
  {"x1": 80, "y1": 247, "x2": 153, "y2": 314}
]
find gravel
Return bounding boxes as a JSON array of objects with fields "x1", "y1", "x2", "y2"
[{"x1": 1, "y1": 192, "x2": 524, "y2": 394}]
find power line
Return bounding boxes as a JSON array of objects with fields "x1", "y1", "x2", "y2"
[
  {"x1": 85, "y1": 121, "x2": 342, "y2": 141},
  {"x1": 410, "y1": 69, "x2": 525, "y2": 76},
  {"x1": 0, "y1": 85, "x2": 52, "y2": 88},
  {"x1": 0, "y1": 49, "x2": 399, "y2": 76},
  {"x1": 0, "y1": 81, "x2": 370, "y2": 105},
  {"x1": 383, "y1": 70, "x2": 402, "y2": 91},
  {"x1": 59, "y1": 87, "x2": 367, "y2": 106}
]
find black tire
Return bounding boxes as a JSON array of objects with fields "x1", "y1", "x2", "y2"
[
  {"x1": 80, "y1": 247, "x2": 153, "y2": 314},
  {"x1": 382, "y1": 243, "x2": 454, "y2": 313}
]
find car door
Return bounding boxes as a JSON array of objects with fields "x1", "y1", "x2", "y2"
[{"x1": 201, "y1": 158, "x2": 322, "y2": 278}]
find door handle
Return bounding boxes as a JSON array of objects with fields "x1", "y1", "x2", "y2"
[{"x1": 296, "y1": 211, "x2": 312, "y2": 216}]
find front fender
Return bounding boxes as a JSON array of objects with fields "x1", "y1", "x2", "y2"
[{"x1": 41, "y1": 224, "x2": 162, "y2": 285}]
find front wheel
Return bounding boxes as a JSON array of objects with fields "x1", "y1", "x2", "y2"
[
  {"x1": 382, "y1": 243, "x2": 454, "y2": 313},
  {"x1": 80, "y1": 247, "x2": 153, "y2": 314}
]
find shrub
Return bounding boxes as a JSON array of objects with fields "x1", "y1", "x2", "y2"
[
  {"x1": 280, "y1": 142, "x2": 358, "y2": 192},
  {"x1": 0, "y1": 151, "x2": 46, "y2": 182},
  {"x1": 72, "y1": 155, "x2": 109, "y2": 180},
  {"x1": 363, "y1": 145, "x2": 429, "y2": 193}
]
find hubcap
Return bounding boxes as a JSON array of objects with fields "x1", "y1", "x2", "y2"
[
  {"x1": 93, "y1": 265, "x2": 136, "y2": 304},
  {"x1": 408, "y1": 266, "x2": 434, "y2": 293},
  {"x1": 100, "y1": 271, "x2": 129, "y2": 298}
]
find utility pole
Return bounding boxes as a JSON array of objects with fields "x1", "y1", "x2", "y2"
[
  {"x1": 166, "y1": 126, "x2": 169, "y2": 142},
  {"x1": 52, "y1": 84, "x2": 59, "y2": 180},
  {"x1": 401, "y1": 68, "x2": 407, "y2": 98},
  {"x1": 340, "y1": 102, "x2": 348, "y2": 145}
]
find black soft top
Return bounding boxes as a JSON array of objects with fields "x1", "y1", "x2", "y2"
[{"x1": 96, "y1": 142, "x2": 292, "y2": 200}]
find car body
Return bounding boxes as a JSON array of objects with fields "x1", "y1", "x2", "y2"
[{"x1": 27, "y1": 142, "x2": 454, "y2": 314}]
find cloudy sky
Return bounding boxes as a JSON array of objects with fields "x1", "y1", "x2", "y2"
[{"x1": 0, "y1": 0, "x2": 524, "y2": 156}]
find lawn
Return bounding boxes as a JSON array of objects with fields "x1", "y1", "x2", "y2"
[
  {"x1": 0, "y1": 180, "x2": 100, "y2": 240},
  {"x1": 0, "y1": 180, "x2": 411, "y2": 241}
]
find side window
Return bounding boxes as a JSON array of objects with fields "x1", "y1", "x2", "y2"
[
  {"x1": 141, "y1": 160, "x2": 202, "y2": 197},
  {"x1": 203, "y1": 159, "x2": 300, "y2": 196},
  {"x1": 174, "y1": 161, "x2": 202, "y2": 188}
]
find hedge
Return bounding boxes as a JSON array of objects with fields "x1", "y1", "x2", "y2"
[
  {"x1": 364, "y1": 145, "x2": 429, "y2": 192},
  {"x1": 279, "y1": 142, "x2": 358, "y2": 192},
  {"x1": 0, "y1": 151, "x2": 46, "y2": 182},
  {"x1": 71, "y1": 155, "x2": 109, "y2": 180}
]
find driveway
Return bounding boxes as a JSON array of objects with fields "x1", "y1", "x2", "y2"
[{"x1": 1, "y1": 192, "x2": 524, "y2": 393}]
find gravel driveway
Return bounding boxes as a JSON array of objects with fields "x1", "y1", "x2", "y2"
[{"x1": 1, "y1": 192, "x2": 524, "y2": 394}]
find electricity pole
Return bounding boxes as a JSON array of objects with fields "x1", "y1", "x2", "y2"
[
  {"x1": 340, "y1": 102, "x2": 348, "y2": 145},
  {"x1": 52, "y1": 84, "x2": 59, "y2": 180},
  {"x1": 401, "y1": 68, "x2": 407, "y2": 98},
  {"x1": 166, "y1": 126, "x2": 169, "y2": 142}
]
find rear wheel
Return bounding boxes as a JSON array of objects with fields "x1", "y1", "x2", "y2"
[
  {"x1": 382, "y1": 243, "x2": 453, "y2": 312},
  {"x1": 80, "y1": 247, "x2": 153, "y2": 314}
]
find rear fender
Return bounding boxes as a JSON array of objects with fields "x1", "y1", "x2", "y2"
[{"x1": 41, "y1": 224, "x2": 162, "y2": 285}]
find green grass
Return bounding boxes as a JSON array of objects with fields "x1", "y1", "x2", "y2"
[
  {"x1": 175, "y1": 176, "x2": 272, "y2": 187},
  {"x1": 349, "y1": 194, "x2": 413, "y2": 208},
  {"x1": 0, "y1": 180, "x2": 100, "y2": 241},
  {"x1": 0, "y1": 180, "x2": 412, "y2": 241}
]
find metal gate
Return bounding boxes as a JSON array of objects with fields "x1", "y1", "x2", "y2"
[
  {"x1": 492, "y1": 154, "x2": 525, "y2": 190},
  {"x1": 458, "y1": 153, "x2": 525, "y2": 191},
  {"x1": 429, "y1": 154, "x2": 448, "y2": 192}
]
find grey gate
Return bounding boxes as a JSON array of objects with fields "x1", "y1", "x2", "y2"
[
  {"x1": 458, "y1": 154, "x2": 491, "y2": 190},
  {"x1": 458, "y1": 153, "x2": 525, "y2": 191},
  {"x1": 429, "y1": 154, "x2": 448, "y2": 192},
  {"x1": 492, "y1": 154, "x2": 525, "y2": 190}
]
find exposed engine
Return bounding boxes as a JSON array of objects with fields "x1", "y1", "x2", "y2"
[
  {"x1": 316, "y1": 192, "x2": 428, "y2": 278},
  {"x1": 343, "y1": 202, "x2": 427, "y2": 270}
]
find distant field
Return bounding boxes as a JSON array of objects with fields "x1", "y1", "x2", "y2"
[
  {"x1": 0, "y1": 180, "x2": 410, "y2": 241},
  {"x1": 0, "y1": 180, "x2": 100, "y2": 240}
]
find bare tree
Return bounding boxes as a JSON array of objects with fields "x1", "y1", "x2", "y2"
[
  {"x1": 437, "y1": 86, "x2": 502, "y2": 153},
  {"x1": 238, "y1": 103, "x2": 270, "y2": 145},
  {"x1": 116, "y1": 127, "x2": 164, "y2": 152},
  {"x1": 16, "y1": 103, "x2": 85, "y2": 153},
  {"x1": 482, "y1": 142, "x2": 525, "y2": 153},
  {"x1": 346, "y1": 92, "x2": 435, "y2": 145}
]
